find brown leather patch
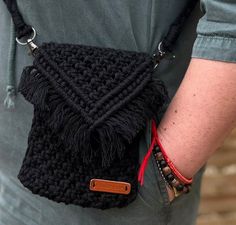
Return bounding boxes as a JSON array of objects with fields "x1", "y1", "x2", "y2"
[{"x1": 89, "y1": 179, "x2": 131, "y2": 195}]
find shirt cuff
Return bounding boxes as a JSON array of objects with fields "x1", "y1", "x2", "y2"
[{"x1": 191, "y1": 34, "x2": 236, "y2": 63}]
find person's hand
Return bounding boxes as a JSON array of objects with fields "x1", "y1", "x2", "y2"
[{"x1": 165, "y1": 184, "x2": 175, "y2": 203}]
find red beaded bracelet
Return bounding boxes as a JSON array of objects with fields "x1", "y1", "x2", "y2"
[
  {"x1": 138, "y1": 119, "x2": 193, "y2": 186},
  {"x1": 152, "y1": 121, "x2": 193, "y2": 185}
]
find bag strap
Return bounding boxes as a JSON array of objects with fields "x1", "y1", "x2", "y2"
[
  {"x1": 2, "y1": 0, "x2": 198, "y2": 109},
  {"x1": 2, "y1": 0, "x2": 32, "y2": 38},
  {"x1": 3, "y1": 0, "x2": 199, "y2": 54},
  {"x1": 161, "y1": 1, "x2": 198, "y2": 53}
]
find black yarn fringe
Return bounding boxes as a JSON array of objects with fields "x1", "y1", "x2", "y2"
[{"x1": 18, "y1": 65, "x2": 169, "y2": 167}]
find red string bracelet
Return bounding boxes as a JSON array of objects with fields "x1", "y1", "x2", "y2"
[
  {"x1": 138, "y1": 119, "x2": 193, "y2": 186},
  {"x1": 152, "y1": 121, "x2": 193, "y2": 184},
  {"x1": 138, "y1": 131, "x2": 156, "y2": 186}
]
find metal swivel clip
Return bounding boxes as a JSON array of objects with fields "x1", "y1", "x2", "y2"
[
  {"x1": 16, "y1": 27, "x2": 38, "y2": 56},
  {"x1": 153, "y1": 41, "x2": 175, "y2": 69}
]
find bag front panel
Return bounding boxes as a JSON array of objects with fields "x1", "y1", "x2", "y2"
[{"x1": 18, "y1": 109, "x2": 140, "y2": 209}]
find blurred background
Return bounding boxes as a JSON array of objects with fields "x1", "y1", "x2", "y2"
[{"x1": 197, "y1": 128, "x2": 236, "y2": 225}]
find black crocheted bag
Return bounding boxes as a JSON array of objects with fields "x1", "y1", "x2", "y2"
[
  {"x1": 3, "y1": 0, "x2": 198, "y2": 209},
  {"x1": 17, "y1": 43, "x2": 168, "y2": 209}
]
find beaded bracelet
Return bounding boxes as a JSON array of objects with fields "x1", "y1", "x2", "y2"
[
  {"x1": 155, "y1": 134, "x2": 193, "y2": 185},
  {"x1": 153, "y1": 145, "x2": 192, "y2": 197},
  {"x1": 138, "y1": 119, "x2": 194, "y2": 194},
  {"x1": 151, "y1": 119, "x2": 193, "y2": 185}
]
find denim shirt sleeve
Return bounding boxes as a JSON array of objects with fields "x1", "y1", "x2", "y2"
[{"x1": 191, "y1": 0, "x2": 236, "y2": 62}]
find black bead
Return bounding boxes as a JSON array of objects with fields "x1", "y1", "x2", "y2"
[
  {"x1": 154, "y1": 145, "x2": 161, "y2": 153},
  {"x1": 166, "y1": 173, "x2": 174, "y2": 182},
  {"x1": 159, "y1": 160, "x2": 167, "y2": 168},
  {"x1": 183, "y1": 185, "x2": 191, "y2": 193},
  {"x1": 176, "y1": 184, "x2": 184, "y2": 191}
]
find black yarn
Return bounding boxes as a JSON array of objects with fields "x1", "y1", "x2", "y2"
[
  {"x1": 3, "y1": 0, "x2": 199, "y2": 51},
  {"x1": 17, "y1": 109, "x2": 140, "y2": 209},
  {"x1": 3, "y1": 0, "x2": 32, "y2": 38},
  {"x1": 3, "y1": 0, "x2": 198, "y2": 209},
  {"x1": 18, "y1": 43, "x2": 169, "y2": 167},
  {"x1": 17, "y1": 42, "x2": 169, "y2": 209},
  {"x1": 161, "y1": 0, "x2": 199, "y2": 52}
]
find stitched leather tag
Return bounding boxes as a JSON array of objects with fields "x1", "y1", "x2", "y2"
[{"x1": 89, "y1": 179, "x2": 131, "y2": 195}]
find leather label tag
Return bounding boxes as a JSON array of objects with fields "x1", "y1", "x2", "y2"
[{"x1": 89, "y1": 179, "x2": 131, "y2": 195}]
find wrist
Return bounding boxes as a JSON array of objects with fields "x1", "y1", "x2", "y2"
[
  {"x1": 151, "y1": 122, "x2": 193, "y2": 202},
  {"x1": 156, "y1": 126, "x2": 195, "y2": 179}
]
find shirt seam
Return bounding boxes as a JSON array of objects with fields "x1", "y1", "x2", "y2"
[{"x1": 196, "y1": 34, "x2": 236, "y2": 41}]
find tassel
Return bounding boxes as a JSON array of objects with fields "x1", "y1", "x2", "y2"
[
  {"x1": 4, "y1": 85, "x2": 16, "y2": 109},
  {"x1": 4, "y1": 19, "x2": 16, "y2": 110}
]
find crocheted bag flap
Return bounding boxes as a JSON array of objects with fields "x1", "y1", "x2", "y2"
[{"x1": 18, "y1": 42, "x2": 169, "y2": 167}]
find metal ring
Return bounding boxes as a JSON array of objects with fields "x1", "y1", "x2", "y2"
[
  {"x1": 16, "y1": 27, "x2": 37, "y2": 45},
  {"x1": 158, "y1": 41, "x2": 165, "y2": 55}
]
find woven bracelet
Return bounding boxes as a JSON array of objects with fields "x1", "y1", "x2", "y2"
[
  {"x1": 138, "y1": 119, "x2": 194, "y2": 189},
  {"x1": 151, "y1": 121, "x2": 193, "y2": 185},
  {"x1": 153, "y1": 144, "x2": 192, "y2": 197}
]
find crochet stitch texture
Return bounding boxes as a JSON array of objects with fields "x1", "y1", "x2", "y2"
[{"x1": 17, "y1": 42, "x2": 169, "y2": 208}]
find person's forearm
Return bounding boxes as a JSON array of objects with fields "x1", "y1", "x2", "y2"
[{"x1": 157, "y1": 58, "x2": 236, "y2": 179}]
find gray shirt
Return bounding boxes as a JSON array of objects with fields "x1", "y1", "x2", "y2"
[{"x1": 0, "y1": 1, "x2": 235, "y2": 225}]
